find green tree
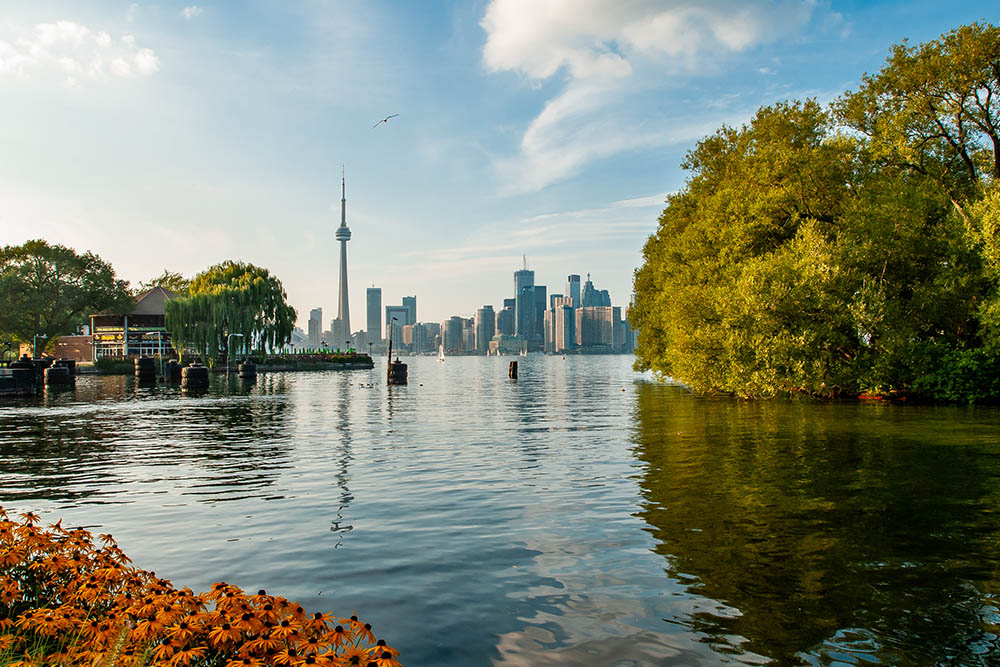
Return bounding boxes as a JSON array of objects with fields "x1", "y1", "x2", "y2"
[
  {"x1": 632, "y1": 96, "x2": 990, "y2": 398},
  {"x1": 164, "y1": 261, "x2": 296, "y2": 363},
  {"x1": 835, "y1": 22, "x2": 1000, "y2": 213},
  {"x1": 0, "y1": 240, "x2": 134, "y2": 354},
  {"x1": 138, "y1": 269, "x2": 191, "y2": 296}
]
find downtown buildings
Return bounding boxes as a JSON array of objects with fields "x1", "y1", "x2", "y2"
[
  {"x1": 300, "y1": 172, "x2": 630, "y2": 355},
  {"x1": 347, "y1": 261, "x2": 632, "y2": 356}
]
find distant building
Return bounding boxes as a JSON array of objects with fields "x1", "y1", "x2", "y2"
[
  {"x1": 575, "y1": 306, "x2": 622, "y2": 351},
  {"x1": 366, "y1": 287, "x2": 382, "y2": 345},
  {"x1": 443, "y1": 316, "x2": 464, "y2": 353},
  {"x1": 474, "y1": 305, "x2": 495, "y2": 354},
  {"x1": 402, "y1": 296, "x2": 416, "y2": 326},
  {"x1": 566, "y1": 274, "x2": 581, "y2": 308},
  {"x1": 545, "y1": 295, "x2": 575, "y2": 354},
  {"x1": 411, "y1": 323, "x2": 431, "y2": 353},
  {"x1": 90, "y1": 286, "x2": 178, "y2": 359},
  {"x1": 496, "y1": 298, "x2": 515, "y2": 336},
  {"x1": 385, "y1": 305, "x2": 409, "y2": 346},
  {"x1": 308, "y1": 308, "x2": 323, "y2": 348}
]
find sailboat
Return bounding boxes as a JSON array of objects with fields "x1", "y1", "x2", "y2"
[
  {"x1": 438, "y1": 344, "x2": 445, "y2": 362},
  {"x1": 520, "y1": 340, "x2": 527, "y2": 358}
]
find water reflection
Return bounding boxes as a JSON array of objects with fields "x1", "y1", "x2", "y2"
[
  {"x1": 0, "y1": 375, "x2": 295, "y2": 505},
  {"x1": 632, "y1": 382, "x2": 1000, "y2": 664}
]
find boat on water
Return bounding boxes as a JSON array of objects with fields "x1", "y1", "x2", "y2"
[{"x1": 438, "y1": 344, "x2": 445, "y2": 362}]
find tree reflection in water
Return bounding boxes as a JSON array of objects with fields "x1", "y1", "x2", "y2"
[{"x1": 632, "y1": 382, "x2": 1000, "y2": 664}]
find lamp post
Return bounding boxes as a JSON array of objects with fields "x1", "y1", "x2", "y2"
[
  {"x1": 33, "y1": 333, "x2": 47, "y2": 358},
  {"x1": 345, "y1": 340, "x2": 350, "y2": 355},
  {"x1": 226, "y1": 333, "x2": 244, "y2": 379}
]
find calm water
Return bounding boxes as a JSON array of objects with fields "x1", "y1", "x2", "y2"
[{"x1": 1, "y1": 356, "x2": 999, "y2": 665}]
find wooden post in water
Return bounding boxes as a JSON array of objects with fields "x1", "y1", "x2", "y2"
[{"x1": 508, "y1": 360, "x2": 518, "y2": 380}]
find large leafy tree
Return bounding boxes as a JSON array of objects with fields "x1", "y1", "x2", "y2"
[
  {"x1": 835, "y1": 22, "x2": 1000, "y2": 211},
  {"x1": 0, "y1": 240, "x2": 133, "y2": 354},
  {"x1": 632, "y1": 21, "x2": 999, "y2": 399},
  {"x1": 164, "y1": 261, "x2": 296, "y2": 362}
]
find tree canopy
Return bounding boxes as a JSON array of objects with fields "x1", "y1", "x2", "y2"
[
  {"x1": 164, "y1": 261, "x2": 296, "y2": 362},
  {"x1": 632, "y1": 22, "x2": 1000, "y2": 402},
  {"x1": 0, "y1": 240, "x2": 133, "y2": 354},
  {"x1": 138, "y1": 269, "x2": 191, "y2": 296}
]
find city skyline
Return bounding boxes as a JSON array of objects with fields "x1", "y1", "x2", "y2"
[{"x1": 1, "y1": 2, "x2": 994, "y2": 326}]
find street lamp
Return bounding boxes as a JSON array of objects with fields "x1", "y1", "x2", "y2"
[
  {"x1": 345, "y1": 340, "x2": 350, "y2": 354},
  {"x1": 33, "y1": 333, "x2": 48, "y2": 358},
  {"x1": 226, "y1": 333, "x2": 244, "y2": 379}
]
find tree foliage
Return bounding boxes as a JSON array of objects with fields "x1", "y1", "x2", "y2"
[
  {"x1": 0, "y1": 240, "x2": 133, "y2": 353},
  {"x1": 164, "y1": 261, "x2": 296, "y2": 362},
  {"x1": 632, "y1": 22, "x2": 1000, "y2": 401},
  {"x1": 138, "y1": 269, "x2": 191, "y2": 296}
]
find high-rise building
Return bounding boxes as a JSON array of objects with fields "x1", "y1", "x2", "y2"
[
  {"x1": 566, "y1": 274, "x2": 581, "y2": 307},
  {"x1": 335, "y1": 170, "x2": 352, "y2": 343},
  {"x1": 516, "y1": 286, "x2": 535, "y2": 340},
  {"x1": 474, "y1": 305, "x2": 495, "y2": 354},
  {"x1": 308, "y1": 308, "x2": 322, "y2": 348},
  {"x1": 411, "y1": 323, "x2": 430, "y2": 353},
  {"x1": 554, "y1": 304, "x2": 575, "y2": 353},
  {"x1": 385, "y1": 305, "x2": 409, "y2": 347},
  {"x1": 576, "y1": 306, "x2": 616, "y2": 349},
  {"x1": 443, "y1": 316, "x2": 464, "y2": 353},
  {"x1": 366, "y1": 287, "x2": 382, "y2": 344},
  {"x1": 496, "y1": 299, "x2": 515, "y2": 336},
  {"x1": 402, "y1": 296, "x2": 416, "y2": 326}
]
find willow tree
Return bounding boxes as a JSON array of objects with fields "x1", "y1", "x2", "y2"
[{"x1": 164, "y1": 261, "x2": 296, "y2": 362}]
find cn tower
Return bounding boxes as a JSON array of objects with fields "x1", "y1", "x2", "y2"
[{"x1": 335, "y1": 167, "x2": 351, "y2": 339}]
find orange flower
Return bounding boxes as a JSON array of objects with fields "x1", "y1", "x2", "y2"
[
  {"x1": 323, "y1": 624, "x2": 353, "y2": 648},
  {"x1": 151, "y1": 638, "x2": 176, "y2": 662},
  {"x1": 225, "y1": 657, "x2": 262, "y2": 667},
  {"x1": 273, "y1": 646, "x2": 301, "y2": 665},
  {"x1": 206, "y1": 622, "x2": 242, "y2": 647},
  {"x1": 168, "y1": 644, "x2": 206, "y2": 666},
  {"x1": 272, "y1": 617, "x2": 301, "y2": 641}
]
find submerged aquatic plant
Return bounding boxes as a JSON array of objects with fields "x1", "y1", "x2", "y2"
[{"x1": 0, "y1": 508, "x2": 399, "y2": 666}]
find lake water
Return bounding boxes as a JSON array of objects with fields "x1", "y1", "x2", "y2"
[{"x1": 1, "y1": 356, "x2": 999, "y2": 665}]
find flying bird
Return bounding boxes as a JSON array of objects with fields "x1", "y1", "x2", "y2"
[{"x1": 373, "y1": 114, "x2": 399, "y2": 128}]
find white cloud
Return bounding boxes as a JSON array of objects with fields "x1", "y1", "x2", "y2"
[
  {"x1": 481, "y1": 0, "x2": 821, "y2": 192},
  {"x1": 0, "y1": 20, "x2": 159, "y2": 84},
  {"x1": 181, "y1": 6, "x2": 204, "y2": 20}
]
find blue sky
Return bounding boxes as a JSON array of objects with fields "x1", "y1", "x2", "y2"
[{"x1": 1, "y1": 1, "x2": 996, "y2": 327}]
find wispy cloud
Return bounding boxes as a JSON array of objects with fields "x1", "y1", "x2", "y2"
[
  {"x1": 181, "y1": 6, "x2": 204, "y2": 20},
  {"x1": 0, "y1": 20, "x2": 159, "y2": 84},
  {"x1": 481, "y1": 0, "x2": 822, "y2": 192}
]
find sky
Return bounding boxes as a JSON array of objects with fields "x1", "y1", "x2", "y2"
[{"x1": 1, "y1": 1, "x2": 997, "y2": 328}]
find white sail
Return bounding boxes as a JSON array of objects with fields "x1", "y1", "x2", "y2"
[{"x1": 438, "y1": 344, "x2": 445, "y2": 362}]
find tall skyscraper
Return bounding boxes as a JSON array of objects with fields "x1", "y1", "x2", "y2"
[
  {"x1": 366, "y1": 287, "x2": 382, "y2": 344},
  {"x1": 474, "y1": 305, "x2": 495, "y2": 354},
  {"x1": 566, "y1": 274, "x2": 581, "y2": 307},
  {"x1": 308, "y1": 308, "x2": 322, "y2": 348},
  {"x1": 334, "y1": 169, "x2": 352, "y2": 344},
  {"x1": 402, "y1": 296, "x2": 416, "y2": 325}
]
